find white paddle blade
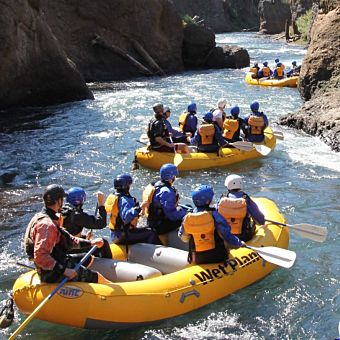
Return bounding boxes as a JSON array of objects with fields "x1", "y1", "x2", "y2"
[
  {"x1": 254, "y1": 144, "x2": 272, "y2": 156},
  {"x1": 273, "y1": 131, "x2": 284, "y2": 140},
  {"x1": 139, "y1": 133, "x2": 149, "y2": 144},
  {"x1": 247, "y1": 246, "x2": 296, "y2": 269},
  {"x1": 289, "y1": 224, "x2": 328, "y2": 243},
  {"x1": 230, "y1": 141, "x2": 254, "y2": 151}
]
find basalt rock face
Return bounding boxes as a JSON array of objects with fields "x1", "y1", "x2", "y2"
[
  {"x1": 172, "y1": 0, "x2": 260, "y2": 33},
  {"x1": 0, "y1": 0, "x2": 93, "y2": 110},
  {"x1": 182, "y1": 24, "x2": 249, "y2": 69},
  {"x1": 41, "y1": 0, "x2": 184, "y2": 82},
  {"x1": 280, "y1": 7, "x2": 340, "y2": 152},
  {"x1": 258, "y1": 0, "x2": 291, "y2": 34}
]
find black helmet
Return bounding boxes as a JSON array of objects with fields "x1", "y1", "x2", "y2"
[
  {"x1": 153, "y1": 103, "x2": 164, "y2": 114},
  {"x1": 43, "y1": 184, "x2": 67, "y2": 205}
]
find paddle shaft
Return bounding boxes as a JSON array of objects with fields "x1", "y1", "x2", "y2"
[{"x1": 9, "y1": 245, "x2": 97, "y2": 340}]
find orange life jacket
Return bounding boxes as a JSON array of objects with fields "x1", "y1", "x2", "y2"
[
  {"x1": 105, "y1": 194, "x2": 138, "y2": 231},
  {"x1": 182, "y1": 211, "x2": 215, "y2": 252},
  {"x1": 248, "y1": 115, "x2": 265, "y2": 135},
  {"x1": 178, "y1": 112, "x2": 188, "y2": 132},
  {"x1": 218, "y1": 197, "x2": 247, "y2": 235},
  {"x1": 250, "y1": 67, "x2": 258, "y2": 74},
  {"x1": 276, "y1": 66, "x2": 284, "y2": 77},
  {"x1": 262, "y1": 67, "x2": 271, "y2": 77},
  {"x1": 223, "y1": 118, "x2": 239, "y2": 139},
  {"x1": 198, "y1": 124, "x2": 215, "y2": 145}
]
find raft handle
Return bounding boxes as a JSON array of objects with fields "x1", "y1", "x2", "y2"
[{"x1": 180, "y1": 289, "x2": 200, "y2": 303}]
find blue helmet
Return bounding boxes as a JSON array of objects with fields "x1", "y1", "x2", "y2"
[
  {"x1": 230, "y1": 106, "x2": 240, "y2": 117},
  {"x1": 192, "y1": 185, "x2": 214, "y2": 207},
  {"x1": 114, "y1": 174, "x2": 133, "y2": 190},
  {"x1": 275, "y1": 58, "x2": 280, "y2": 63},
  {"x1": 160, "y1": 163, "x2": 178, "y2": 181},
  {"x1": 187, "y1": 102, "x2": 197, "y2": 112},
  {"x1": 66, "y1": 187, "x2": 86, "y2": 206},
  {"x1": 263, "y1": 61, "x2": 268, "y2": 66},
  {"x1": 277, "y1": 62, "x2": 282, "y2": 67},
  {"x1": 292, "y1": 61, "x2": 297, "y2": 66},
  {"x1": 250, "y1": 101, "x2": 259, "y2": 112},
  {"x1": 203, "y1": 111, "x2": 213, "y2": 123}
]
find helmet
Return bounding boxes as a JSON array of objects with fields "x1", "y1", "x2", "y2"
[
  {"x1": 275, "y1": 58, "x2": 280, "y2": 63},
  {"x1": 253, "y1": 62, "x2": 258, "y2": 67},
  {"x1": 66, "y1": 187, "x2": 86, "y2": 206},
  {"x1": 230, "y1": 105, "x2": 240, "y2": 117},
  {"x1": 114, "y1": 174, "x2": 133, "y2": 190},
  {"x1": 163, "y1": 106, "x2": 170, "y2": 113},
  {"x1": 224, "y1": 174, "x2": 243, "y2": 191},
  {"x1": 203, "y1": 111, "x2": 213, "y2": 123},
  {"x1": 153, "y1": 103, "x2": 164, "y2": 113},
  {"x1": 160, "y1": 164, "x2": 178, "y2": 181},
  {"x1": 192, "y1": 185, "x2": 214, "y2": 207},
  {"x1": 277, "y1": 62, "x2": 282, "y2": 67},
  {"x1": 187, "y1": 102, "x2": 197, "y2": 112},
  {"x1": 292, "y1": 61, "x2": 297, "y2": 66},
  {"x1": 263, "y1": 61, "x2": 268, "y2": 66},
  {"x1": 43, "y1": 184, "x2": 67, "y2": 205},
  {"x1": 250, "y1": 101, "x2": 259, "y2": 112},
  {"x1": 217, "y1": 98, "x2": 227, "y2": 109}
]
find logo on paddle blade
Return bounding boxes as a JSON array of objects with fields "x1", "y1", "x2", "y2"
[{"x1": 58, "y1": 285, "x2": 83, "y2": 299}]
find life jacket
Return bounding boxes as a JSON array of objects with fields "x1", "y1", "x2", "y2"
[
  {"x1": 178, "y1": 112, "x2": 188, "y2": 132},
  {"x1": 105, "y1": 194, "x2": 138, "y2": 231},
  {"x1": 198, "y1": 124, "x2": 215, "y2": 145},
  {"x1": 250, "y1": 67, "x2": 258, "y2": 74},
  {"x1": 262, "y1": 67, "x2": 271, "y2": 77},
  {"x1": 223, "y1": 118, "x2": 239, "y2": 139},
  {"x1": 147, "y1": 118, "x2": 168, "y2": 146},
  {"x1": 60, "y1": 204, "x2": 82, "y2": 237},
  {"x1": 276, "y1": 66, "x2": 284, "y2": 77},
  {"x1": 182, "y1": 211, "x2": 215, "y2": 252},
  {"x1": 24, "y1": 212, "x2": 73, "y2": 264},
  {"x1": 142, "y1": 181, "x2": 177, "y2": 220},
  {"x1": 218, "y1": 197, "x2": 247, "y2": 235},
  {"x1": 248, "y1": 115, "x2": 265, "y2": 135}
]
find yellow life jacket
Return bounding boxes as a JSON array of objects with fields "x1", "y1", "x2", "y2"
[
  {"x1": 141, "y1": 183, "x2": 156, "y2": 217},
  {"x1": 198, "y1": 124, "x2": 215, "y2": 145},
  {"x1": 250, "y1": 67, "x2": 258, "y2": 74},
  {"x1": 223, "y1": 118, "x2": 239, "y2": 139},
  {"x1": 218, "y1": 197, "x2": 247, "y2": 235},
  {"x1": 276, "y1": 66, "x2": 284, "y2": 77},
  {"x1": 105, "y1": 194, "x2": 137, "y2": 231},
  {"x1": 182, "y1": 211, "x2": 215, "y2": 252},
  {"x1": 248, "y1": 115, "x2": 265, "y2": 135},
  {"x1": 262, "y1": 66, "x2": 271, "y2": 77},
  {"x1": 178, "y1": 112, "x2": 188, "y2": 132}
]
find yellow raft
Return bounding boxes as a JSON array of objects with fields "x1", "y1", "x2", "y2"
[
  {"x1": 245, "y1": 72, "x2": 298, "y2": 87},
  {"x1": 135, "y1": 127, "x2": 276, "y2": 171},
  {"x1": 13, "y1": 198, "x2": 289, "y2": 330}
]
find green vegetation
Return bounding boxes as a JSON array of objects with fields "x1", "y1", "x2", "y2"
[
  {"x1": 296, "y1": 10, "x2": 313, "y2": 41},
  {"x1": 182, "y1": 15, "x2": 195, "y2": 26}
]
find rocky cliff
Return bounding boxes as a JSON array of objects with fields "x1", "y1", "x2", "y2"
[
  {"x1": 0, "y1": 0, "x2": 93, "y2": 110},
  {"x1": 280, "y1": 6, "x2": 340, "y2": 152}
]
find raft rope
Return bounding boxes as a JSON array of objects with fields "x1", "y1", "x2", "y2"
[{"x1": 0, "y1": 294, "x2": 14, "y2": 328}]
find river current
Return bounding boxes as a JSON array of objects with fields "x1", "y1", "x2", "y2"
[{"x1": 0, "y1": 32, "x2": 339, "y2": 339}]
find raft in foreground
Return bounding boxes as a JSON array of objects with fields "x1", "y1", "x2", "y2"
[
  {"x1": 135, "y1": 127, "x2": 276, "y2": 171},
  {"x1": 245, "y1": 72, "x2": 298, "y2": 88},
  {"x1": 12, "y1": 198, "x2": 289, "y2": 330}
]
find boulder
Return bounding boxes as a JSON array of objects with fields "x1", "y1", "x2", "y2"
[
  {"x1": 298, "y1": 7, "x2": 340, "y2": 100},
  {"x1": 258, "y1": 0, "x2": 291, "y2": 34},
  {"x1": 279, "y1": 89, "x2": 340, "y2": 152},
  {"x1": 41, "y1": 0, "x2": 184, "y2": 81},
  {"x1": 0, "y1": 0, "x2": 93, "y2": 110}
]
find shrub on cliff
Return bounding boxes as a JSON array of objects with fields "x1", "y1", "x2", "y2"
[{"x1": 296, "y1": 9, "x2": 313, "y2": 41}]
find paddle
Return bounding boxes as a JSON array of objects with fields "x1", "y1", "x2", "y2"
[
  {"x1": 253, "y1": 144, "x2": 272, "y2": 156},
  {"x1": 225, "y1": 141, "x2": 254, "y2": 152},
  {"x1": 9, "y1": 245, "x2": 97, "y2": 340},
  {"x1": 265, "y1": 131, "x2": 284, "y2": 140},
  {"x1": 265, "y1": 219, "x2": 328, "y2": 243},
  {"x1": 245, "y1": 245, "x2": 296, "y2": 268}
]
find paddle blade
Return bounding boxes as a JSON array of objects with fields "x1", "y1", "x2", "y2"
[
  {"x1": 139, "y1": 133, "x2": 149, "y2": 144},
  {"x1": 289, "y1": 223, "x2": 328, "y2": 243},
  {"x1": 273, "y1": 131, "x2": 284, "y2": 140},
  {"x1": 254, "y1": 144, "x2": 272, "y2": 156},
  {"x1": 173, "y1": 153, "x2": 184, "y2": 167},
  {"x1": 247, "y1": 245, "x2": 296, "y2": 268},
  {"x1": 230, "y1": 141, "x2": 254, "y2": 151}
]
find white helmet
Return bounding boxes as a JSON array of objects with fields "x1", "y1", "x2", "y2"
[
  {"x1": 217, "y1": 98, "x2": 227, "y2": 109},
  {"x1": 225, "y1": 174, "x2": 243, "y2": 191}
]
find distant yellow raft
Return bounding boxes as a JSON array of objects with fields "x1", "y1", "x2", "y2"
[
  {"x1": 245, "y1": 72, "x2": 298, "y2": 87},
  {"x1": 13, "y1": 198, "x2": 289, "y2": 330},
  {"x1": 135, "y1": 127, "x2": 276, "y2": 171}
]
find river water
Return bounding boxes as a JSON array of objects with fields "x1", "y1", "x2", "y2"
[{"x1": 0, "y1": 32, "x2": 339, "y2": 339}]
